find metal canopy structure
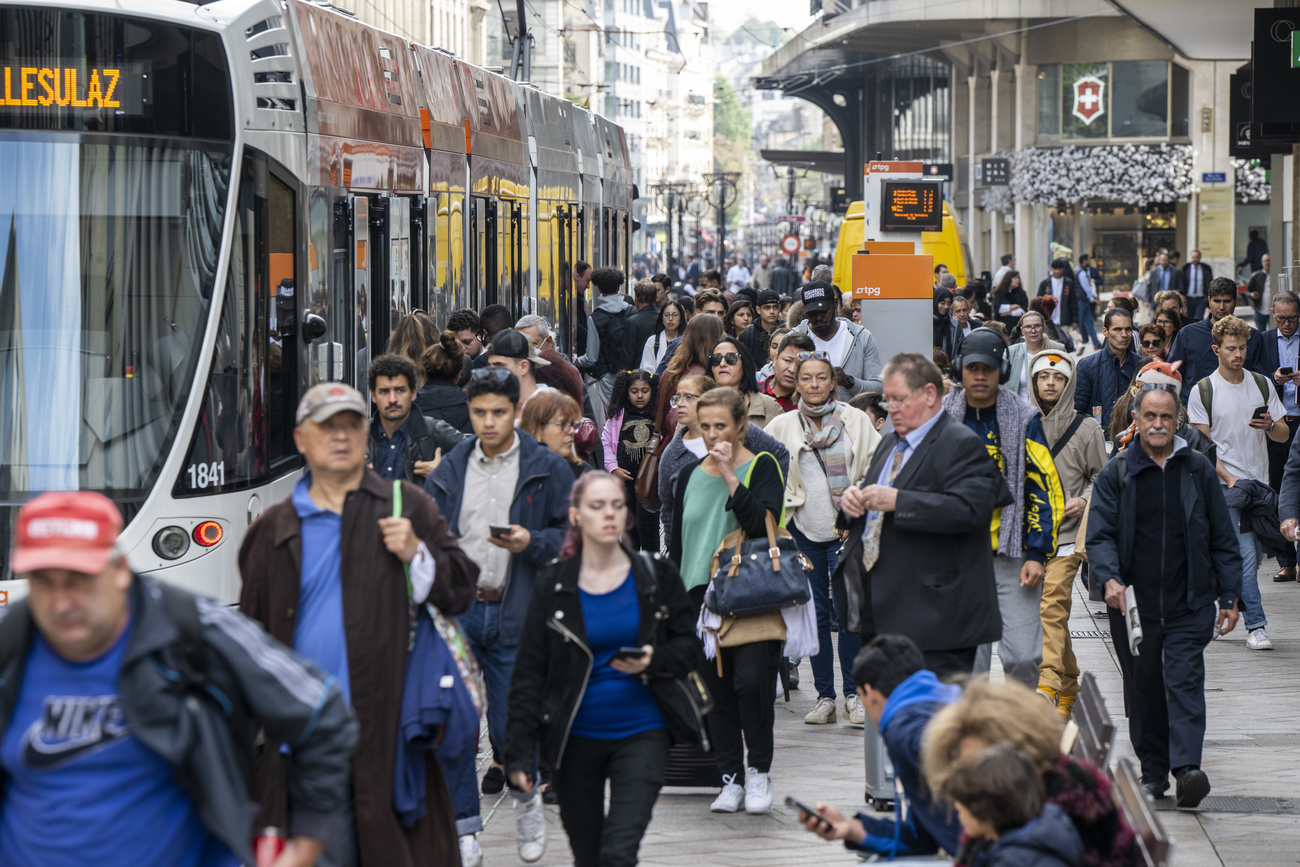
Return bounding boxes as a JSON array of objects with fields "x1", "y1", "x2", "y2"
[{"x1": 1103, "y1": 0, "x2": 1255, "y2": 60}]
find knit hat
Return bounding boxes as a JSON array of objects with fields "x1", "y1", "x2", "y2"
[
  {"x1": 1030, "y1": 352, "x2": 1074, "y2": 381},
  {"x1": 1135, "y1": 359, "x2": 1182, "y2": 387}
]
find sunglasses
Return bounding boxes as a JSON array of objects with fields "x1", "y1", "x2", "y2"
[
  {"x1": 1138, "y1": 382, "x2": 1179, "y2": 395},
  {"x1": 1140, "y1": 340, "x2": 1163, "y2": 349},
  {"x1": 470, "y1": 368, "x2": 513, "y2": 384},
  {"x1": 797, "y1": 351, "x2": 832, "y2": 362},
  {"x1": 709, "y1": 352, "x2": 741, "y2": 366}
]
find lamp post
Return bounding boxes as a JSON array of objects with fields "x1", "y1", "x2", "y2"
[
  {"x1": 702, "y1": 171, "x2": 740, "y2": 267},
  {"x1": 651, "y1": 181, "x2": 699, "y2": 280}
]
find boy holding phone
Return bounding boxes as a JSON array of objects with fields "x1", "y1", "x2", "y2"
[
  {"x1": 793, "y1": 636, "x2": 962, "y2": 858},
  {"x1": 1188, "y1": 314, "x2": 1289, "y2": 651}
]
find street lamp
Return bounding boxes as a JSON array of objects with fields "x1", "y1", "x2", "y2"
[
  {"x1": 651, "y1": 181, "x2": 700, "y2": 279},
  {"x1": 702, "y1": 171, "x2": 740, "y2": 266}
]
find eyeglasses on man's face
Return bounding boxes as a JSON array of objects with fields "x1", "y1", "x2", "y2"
[
  {"x1": 1277, "y1": 315, "x2": 1299, "y2": 324},
  {"x1": 883, "y1": 390, "x2": 920, "y2": 410}
]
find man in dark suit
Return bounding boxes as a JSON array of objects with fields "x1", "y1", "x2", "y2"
[
  {"x1": 1248, "y1": 253, "x2": 1274, "y2": 332},
  {"x1": 1182, "y1": 249, "x2": 1213, "y2": 323},
  {"x1": 1150, "y1": 250, "x2": 1187, "y2": 306},
  {"x1": 1259, "y1": 290, "x2": 1300, "y2": 581},
  {"x1": 1036, "y1": 258, "x2": 1079, "y2": 331},
  {"x1": 835, "y1": 352, "x2": 1007, "y2": 677},
  {"x1": 683, "y1": 254, "x2": 701, "y2": 288}
]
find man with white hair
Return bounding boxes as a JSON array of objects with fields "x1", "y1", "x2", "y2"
[{"x1": 515, "y1": 314, "x2": 553, "y2": 353}]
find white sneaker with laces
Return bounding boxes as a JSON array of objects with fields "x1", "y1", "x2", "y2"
[
  {"x1": 710, "y1": 774, "x2": 745, "y2": 812},
  {"x1": 844, "y1": 693, "x2": 866, "y2": 725},
  {"x1": 744, "y1": 768, "x2": 773, "y2": 814},
  {"x1": 459, "y1": 833, "x2": 483, "y2": 867},
  {"x1": 1247, "y1": 627, "x2": 1273, "y2": 651},
  {"x1": 804, "y1": 696, "x2": 837, "y2": 725},
  {"x1": 514, "y1": 793, "x2": 548, "y2": 863}
]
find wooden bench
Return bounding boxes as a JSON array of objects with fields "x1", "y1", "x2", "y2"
[
  {"x1": 1068, "y1": 671, "x2": 1115, "y2": 770},
  {"x1": 1113, "y1": 757, "x2": 1174, "y2": 867}
]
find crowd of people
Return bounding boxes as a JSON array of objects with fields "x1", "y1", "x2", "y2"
[{"x1": 0, "y1": 248, "x2": 1288, "y2": 867}]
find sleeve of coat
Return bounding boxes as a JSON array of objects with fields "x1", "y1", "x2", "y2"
[
  {"x1": 849, "y1": 331, "x2": 884, "y2": 395},
  {"x1": 1279, "y1": 431, "x2": 1300, "y2": 522},
  {"x1": 1079, "y1": 423, "x2": 1109, "y2": 502},
  {"x1": 504, "y1": 567, "x2": 554, "y2": 778},
  {"x1": 726, "y1": 452, "x2": 786, "y2": 537},
  {"x1": 519, "y1": 455, "x2": 573, "y2": 567},
  {"x1": 892, "y1": 437, "x2": 1001, "y2": 535},
  {"x1": 745, "y1": 425, "x2": 790, "y2": 481},
  {"x1": 237, "y1": 515, "x2": 272, "y2": 627},
  {"x1": 403, "y1": 480, "x2": 477, "y2": 617},
  {"x1": 602, "y1": 411, "x2": 623, "y2": 469},
  {"x1": 1073, "y1": 356, "x2": 1093, "y2": 415},
  {"x1": 1199, "y1": 456, "x2": 1244, "y2": 607},
  {"x1": 1084, "y1": 461, "x2": 1124, "y2": 589}
]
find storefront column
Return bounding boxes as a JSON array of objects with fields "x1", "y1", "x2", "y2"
[{"x1": 968, "y1": 70, "x2": 977, "y2": 271}]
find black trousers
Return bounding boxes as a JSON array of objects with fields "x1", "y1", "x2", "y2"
[
  {"x1": 553, "y1": 730, "x2": 671, "y2": 867},
  {"x1": 701, "y1": 639, "x2": 781, "y2": 781},
  {"x1": 1268, "y1": 422, "x2": 1299, "y2": 568},
  {"x1": 1108, "y1": 605, "x2": 1215, "y2": 784},
  {"x1": 923, "y1": 647, "x2": 978, "y2": 680}
]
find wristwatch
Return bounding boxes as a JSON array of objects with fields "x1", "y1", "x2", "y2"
[{"x1": 1269, "y1": 418, "x2": 1278, "y2": 432}]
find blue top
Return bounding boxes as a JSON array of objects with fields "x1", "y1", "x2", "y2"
[
  {"x1": 571, "y1": 570, "x2": 664, "y2": 740},
  {"x1": 292, "y1": 474, "x2": 351, "y2": 704},
  {"x1": 0, "y1": 620, "x2": 236, "y2": 867},
  {"x1": 374, "y1": 418, "x2": 410, "y2": 480}
]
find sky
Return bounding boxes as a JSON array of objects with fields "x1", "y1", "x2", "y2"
[{"x1": 708, "y1": 0, "x2": 814, "y2": 38}]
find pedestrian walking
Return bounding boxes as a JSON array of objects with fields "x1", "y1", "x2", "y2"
[
  {"x1": 578, "y1": 268, "x2": 635, "y2": 425},
  {"x1": 765, "y1": 350, "x2": 881, "y2": 725},
  {"x1": 1036, "y1": 259, "x2": 1079, "y2": 333},
  {"x1": 790, "y1": 281, "x2": 884, "y2": 399},
  {"x1": 992, "y1": 271, "x2": 1028, "y2": 331},
  {"x1": 639, "y1": 300, "x2": 686, "y2": 373},
  {"x1": 366, "y1": 354, "x2": 467, "y2": 482},
  {"x1": 239, "y1": 382, "x2": 477, "y2": 867},
  {"x1": 739, "y1": 289, "x2": 786, "y2": 364},
  {"x1": 656, "y1": 313, "x2": 725, "y2": 434},
  {"x1": 1259, "y1": 292, "x2": 1300, "y2": 582},
  {"x1": 506, "y1": 473, "x2": 703, "y2": 867},
  {"x1": 1026, "y1": 351, "x2": 1106, "y2": 718},
  {"x1": 837, "y1": 353, "x2": 1006, "y2": 677},
  {"x1": 1087, "y1": 382, "x2": 1242, "y2": 806},
  {"x1": 1075, "y1": 253, "x2": 1103, "y2": 352},
  {"x1": 418, "y1": 331, "x2": 472, "y2": 433},
  {"x1": 705, "y1": 338, "x2": 783, "y2": 428},
  {"x1": 1169, "y1": 277, "x2": 1268, "y2": 402},
  {"x1": 1248, "y1": 254, "x2": 1274, "y2": 332},
  {"x1": 667, "y1": 387, "x2": 787, "y2": 815},
  {"x1": 601, "y1": 369, "x2": 661, "y2": 549},
  {"x1": 1005, "y1": 310, "x2": 1062, "y2": 399},
  {"x1": 522, "y1": 389, "x2": 591, "y2": 477},
  {"x1": 1073, "y1": 307, "x2": 1145, "y2": 438},
  {"x1": 0, "y1": 491, "x2": 356, "y2": 867},
  {"x1": 1182, "y1": 249, "x2": 1213, "y2": 323}
]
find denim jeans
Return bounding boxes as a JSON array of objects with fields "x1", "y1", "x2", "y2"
[
  {"x1": 788, "y1": 523, "x2": 858, "y2": 699},
  {"x1": 1256, "y1": 312, "x2": 1272, "y2": 332},
  {"x1": 445, "y1": 598, "x2": 533, "y2": 831},
  {"x1": 1077, "y1": 299, "x2": 1100, "y2": 348},
  {"x1": 1227, "y1": 503, "x2": 1266, "y2": 630}
]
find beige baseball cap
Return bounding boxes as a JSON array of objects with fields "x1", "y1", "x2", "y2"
[{"x1": 295, "y1": 382, "x2": 368, "y2": 425}]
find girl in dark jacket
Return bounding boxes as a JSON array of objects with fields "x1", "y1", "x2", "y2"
[
  {"x1": 506, "y1": 472, "x2": 703, "y2": 867},
  {"x1": 667, "y1": 387, "x2": 787, "y2": 817},
  {"x1": 417, "y1": 331, "x2": 471, "y2": 433},
  {"x1": 992, "y1": 271, "x2": 1029, "y2": 331}
]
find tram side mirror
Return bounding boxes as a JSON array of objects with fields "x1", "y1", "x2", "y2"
[{"x1": 301, "y1": 312, "x2": 328, "y2": 343}]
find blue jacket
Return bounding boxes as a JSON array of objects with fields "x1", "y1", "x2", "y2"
[
  {"x1": 968, "y1": 804, "x2": 1084, "y2": 867},
  {"x1": 1073, "y1": 343, "x2": 1145, "y2": 436},
  {"x1": 425, "y1": 430, "x2": 573, "y2": 646},
  {"x1": 1168, "y1": 318, "x2": 1267, "y2": 403},
  {"x1": 849, "y1": 671, "x2": 963, "y2": 858}
]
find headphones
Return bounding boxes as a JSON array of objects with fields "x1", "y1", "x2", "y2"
[{"x1": 950, "y1": 329, "x2": 1011, "y2": 385}]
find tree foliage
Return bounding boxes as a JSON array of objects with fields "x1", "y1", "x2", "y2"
[{"x1": 713, "y1": 77, "x2": 751, "y2": 144}]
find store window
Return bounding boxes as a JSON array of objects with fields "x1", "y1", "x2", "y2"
[
  {"x1": 1037, "y1": 64, "x2": 1060, "y2": 141},
  {"x1": 1038, "y1": 61, "x2": 1188, "y2": 142},
  {"x1": 1111, "y1": 61, "x2": 1168, "y2": 138}
]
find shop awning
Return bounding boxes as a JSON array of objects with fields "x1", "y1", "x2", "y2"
[
  {"x1": 760, "y1": 149, "x2": 846, "y2": 175},
  {"x1": 1104, "y1": 0, "x2": 1254, "y2": 60}
]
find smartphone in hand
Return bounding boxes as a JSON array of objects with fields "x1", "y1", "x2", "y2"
[
  {"x1": 489, "y1": 524, "x2": 513, "y2": 538},
  {"x1": 613, "y1": 646, "x2": 647, "y2": 662},
  {"x1": 785, "y1": 796, "x2": 831, "y2": 828},
  {"x1": 1251, "y1": 406, "x2": 1269, "y2": 421}
]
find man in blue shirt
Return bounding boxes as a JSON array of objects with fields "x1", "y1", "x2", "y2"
[{"x1": 0, "y1": 491, "x2": 356, "y2": 867}]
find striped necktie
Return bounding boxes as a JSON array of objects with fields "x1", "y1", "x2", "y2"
[{"x1": 861, "y1": 439, "x2": 909, "y2": 572}]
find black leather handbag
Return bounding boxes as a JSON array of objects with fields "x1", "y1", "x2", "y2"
[{"x1": 705, "y1": 511, "x2": 813, "y2": 616}]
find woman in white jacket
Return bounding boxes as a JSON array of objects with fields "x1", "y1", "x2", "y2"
[
  {"x1": 764, "y1": 350, "x2": 880, "y2": 726},
  {"x1": 638, "y1": 300, "x2": 686, "y2": 372}
]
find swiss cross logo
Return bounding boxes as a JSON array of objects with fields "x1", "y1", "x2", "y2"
[{"x1": 1072, "y1": 75, "x2": 1105, "y2": 126}]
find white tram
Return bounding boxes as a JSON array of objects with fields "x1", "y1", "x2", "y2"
[{"x1": 0, "y1": 0, "x2": 635, "y2": 602}]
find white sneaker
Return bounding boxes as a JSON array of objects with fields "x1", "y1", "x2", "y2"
[
  {"x1": 710, "y1": 774, "x2": 745, "y2": 812},
  {"x1": 459, "y1": 833, "x2": 483, "y2": 867},
  {"x1": 744, "y1": 768, "x2": 773, "y2": 814},
  {"x1": 514, "y1": 793, "x2": 547, "y2": 863},
  {"x1": 804, "y1": 697, "x2": 837, "y2": 725},
  {"x1": 844, "y1": 693, "x2": 866, "y2": 725},
  {"x1": 1247, "y1": 627, "x2": 1273, "y2": 651}
]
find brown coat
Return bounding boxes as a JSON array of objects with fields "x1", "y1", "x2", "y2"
[{"x1": 238, "y1": 470, "x2": 477, "y2": 867}]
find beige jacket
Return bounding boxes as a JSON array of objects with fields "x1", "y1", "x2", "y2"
[
  {"x1": 764, "y1": 404, "x2": 881, "y2": 512},
  {"x1": 748, "y1": 391, "x2": 785, "y2": 429}
]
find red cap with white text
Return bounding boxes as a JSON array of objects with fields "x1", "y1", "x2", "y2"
[{"x1": 12, "y1": 492, "x2": 124, "y2": 575}]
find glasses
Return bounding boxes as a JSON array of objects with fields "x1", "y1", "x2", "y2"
[
  {"x1": 669, "y1": 393, "x2": 700, "y2": 408},
  {"x1": 1140, "y1": 340, "x2": 1163, "y2": 349},
  {"x1": 1138, "y1": 383, "x2": 1179, "y2": 395},
  {"x1": 543, "y1": 420, "x2": 581, "y2": 432},
  {"x1": 709, "y1": 352, "x2": 741, "y2": 366},
  {"x1": 1022, "y1": 323, "x2": 1044, "y2": 332},
  {"x1": 1277, "y1": 315, "x2": 1300, "y2": 324},
  {"x1": 797, "y1": 351, "x2": 832, "y2": 362},
  {"x1": 883, "y1": 390, "x2": 919, "y2": 410},
  {"x1": 470, "y1": 368, "x2": 513, "y2": 384}
]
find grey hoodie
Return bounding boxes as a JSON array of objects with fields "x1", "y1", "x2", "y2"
[
  {"x1": 1027, "y1": 348, "x2": 1108, "y2": 540},
  {"x1": 574, "y1": 293, "x2": 632, "y2": 370}
]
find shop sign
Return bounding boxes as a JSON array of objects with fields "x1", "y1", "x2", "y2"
[
  {"x1": 982, "y1": 158, "x2": 1010, "y2": 186},
  {"x1": 1072, "y1": 75, "x2": 1105, "y2": 126}
]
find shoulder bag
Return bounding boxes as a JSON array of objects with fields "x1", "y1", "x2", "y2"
[{"x1": 634, "y1": 428, "x2": 667, "y2": 510}]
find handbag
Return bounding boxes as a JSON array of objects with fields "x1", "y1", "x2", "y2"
[
  {"x1": 634, "y1": 429, "x2": 666, "y2": 510},
  {"x1": 715, "y1": 610, "x2": 786, "y2": 647}
]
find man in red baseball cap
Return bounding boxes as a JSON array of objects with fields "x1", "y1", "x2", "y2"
[{"x1": 0, "y1": 491, "x2": 357, "y2": 867}]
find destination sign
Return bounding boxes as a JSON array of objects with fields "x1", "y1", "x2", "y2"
[
  {"x1": 880, "y1": 179, "x2": 943, "y2": 232},
  {"x1": 0, "y1": 64, "x2": 147, "y2": 114}
]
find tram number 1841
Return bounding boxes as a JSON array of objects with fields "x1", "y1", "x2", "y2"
[{"x1": 187, "y1": 462, "x2": 227, "y2": 490}]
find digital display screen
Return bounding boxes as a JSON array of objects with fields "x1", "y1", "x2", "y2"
[
  {"x1": 0, "y1": 64, "x2": 147, "y2": 114},
  {"x1": 880, "y1": 180, "x2": 943, "y2": 232}
]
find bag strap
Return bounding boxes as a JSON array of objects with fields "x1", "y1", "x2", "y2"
[
  {"x1": 1251, "y1": 370, "x2": 1271, "y2": 405},
  {"x1": 1197, "y1": 376, "x2": 1213, "y2": 426},
  {"x1": 393, "y1": 480, "x2": 413, "y2": 596},
  {"x1": 1050, "y1": 413, "x2": 1089, "y2": 459},
  {"x1": 743, "y1": 451, "x2": 786, "y2": 527}
]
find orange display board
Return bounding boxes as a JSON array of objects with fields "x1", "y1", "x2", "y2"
[
  {"x1": 860, "y1": 241, "x2": 915, "y2": 254},
  {"x1": 851, "y1": 252, "x2": 935, "y2": 300}
]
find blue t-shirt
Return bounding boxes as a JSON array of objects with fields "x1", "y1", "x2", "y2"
[
  {"x1": 0, "y1": 620, "x2": 236, "y2": 867},
  {"x1": 571, "y1": 570, "x2": 665, "y2": 740},
  {"x1": 292, "y1": 474, "x2": 351, "y2": 704}
]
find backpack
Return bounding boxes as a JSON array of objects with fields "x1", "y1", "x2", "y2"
[
  {"x1": 1195, "y1": 371, "x2": 1270, "y2": 427},
  {"x1": 587, "y1": 303, "x2": 634, "y2": 377}
]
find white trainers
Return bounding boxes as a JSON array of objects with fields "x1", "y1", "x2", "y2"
[
  {"x1": 459, "y1": 833, "x2": 483, "y2": 867},
  {"x1": 514, "y1": 793, "x2": 547, "y2": 863},
  {"x1": 844, "y1": 693, "x2": 866, "y2": 725},
  {"x1": 710, "y1": 774, "x2": 745, "y2": 812},
  {"x1": 1247, "y1": 627, "x2": 1273, "y2": 651},
  {"x1": 744, "y1": 768, "x2": 773, "y2": 814},
  {"x1": 804, "y1": 697, "x2": 837, "y2": 724}
]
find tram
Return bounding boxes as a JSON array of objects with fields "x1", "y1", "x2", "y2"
[{"x1": 0, "y1": 0, "x2": 635, "y2": 602}]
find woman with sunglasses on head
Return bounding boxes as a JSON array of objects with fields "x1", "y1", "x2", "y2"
[
  {"x1": 640, "y1": 300, "x2": 687, "y2": 374},
  {"x1": 521, "y1": 390, "x2": 590, "y2": 477},
  {"x1": 764, "y1": 351, "x2": 881, "y2": 725},
  {"x1": 506, "y1": 471, "x2": 703, "y2": 867},
  {"x1": 668, "y1": 388, "x2": 788, "y2": 816},
  {"x1": 706, "y1": 338, "x2": 783, "y2": 429},
  {"x1": 1137, "y1": 324, "x2": 1168, "y2": 362},
  {"x1": 601, "y1": 370, "x2": 661, "y2": 550}
]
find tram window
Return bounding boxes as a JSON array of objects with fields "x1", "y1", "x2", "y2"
[
  {"x1": 265, "y1": 171, "x2": 297, "y2": 466},
  {"x1": 448, "y1": 194, "x2": 465, "y2": 311}
]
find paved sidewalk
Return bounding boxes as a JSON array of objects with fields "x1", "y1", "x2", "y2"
[{"x1": 472, "y1": 561, "x2": 1300, "y2": 866}]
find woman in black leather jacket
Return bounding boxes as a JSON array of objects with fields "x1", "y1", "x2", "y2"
[{"x1": 506, "y1": 471, "x2": 703, "y2": 867}]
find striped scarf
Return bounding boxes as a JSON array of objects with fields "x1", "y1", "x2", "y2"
[{"x1": 798, "y1": 398, "x2": 852, "y2": 508}]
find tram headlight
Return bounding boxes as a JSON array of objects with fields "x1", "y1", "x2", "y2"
[
  {"x1": 193, "y1": 521, "x2": 224, "y2": 547},
  {"x1": 153, "y1": 526, "x2": 191, "y2": 560}
]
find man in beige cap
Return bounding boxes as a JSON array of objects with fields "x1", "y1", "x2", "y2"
[{"x1": 239, "y1": 382, "x2": 477, "y2": 867}]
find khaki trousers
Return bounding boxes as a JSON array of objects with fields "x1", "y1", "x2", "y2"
[{"x1": 1039, "y1": 552, "x2": 1081, "y2": 696}]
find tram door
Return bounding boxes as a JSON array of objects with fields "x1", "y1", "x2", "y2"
[
  {"x1": 509, "y1": 202, "x2": 524, "y2": 319},
  {"x1": 556, "y1": 205, "x2": 573, "y2": 356},
  {"x1": 346, "y1": 195, "x2": 371, "y2": 403},
  {"x1": 411, "y1": 196, "x2": 428, "y2": 314}
]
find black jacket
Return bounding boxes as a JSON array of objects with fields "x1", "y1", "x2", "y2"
[
  {"x1": 1182, "y1": 262, "x2": 1213, "y2": 298},
  {"x1": 834, "y1": 412, "x2": 1008, "y2": 651},
  {"x1": 625, "y1": 305, "x2": 660, "y2": 365},
  {"x1": 1035, "y1": 276, "x2": 1079, "y2": 326},
  {"x1": 667, "y1": 452, "x2": 787, "y2": 572},
  {"x1": 504, "y1": 550, "x2": 705, "y2": 773},
  {"x1": 1224, "y1": 478, "x2": 1290, "y2": 558},
  {"x1": 415, "y1": 380, "x2": 472, "y2": 434},
  {"x1": 737, "y1": 321, "x2": 779, "y2": 364},
  {"x1": 0, "y1": 575, "x2": 356, "y2": 866},
  {"x1": 769, "y1": 265, "x2": 795, "y2": 295},
  {"x1": 993, "y1": 285, "x2": 1030, "y2": 330},
  {"x1": 368, "y1": 410, "x2": 468, "y2": 483}
]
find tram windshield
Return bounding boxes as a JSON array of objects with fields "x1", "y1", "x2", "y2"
[{"x1": 0, "y1": 138, "x2": 232, "y2": 498}]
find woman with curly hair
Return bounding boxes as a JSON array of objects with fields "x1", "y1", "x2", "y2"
[{"x1": 601, "y1": 370, "x2": 660, "y2": 550}]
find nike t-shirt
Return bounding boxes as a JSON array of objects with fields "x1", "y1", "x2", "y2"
[{"x1": 0, "y1": 619, "x2": 235, "y2": 867}]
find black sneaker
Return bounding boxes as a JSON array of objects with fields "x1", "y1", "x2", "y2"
[
  {"x1": 1175, "y1": 767, "x2": 1210, "y2": 808},
  {"x1": 1142, "y1": 779, "x2": 1168, "y2": 800},
  {"x1": 481, "y1": 765, "x2": 506, "y2": 795}
]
